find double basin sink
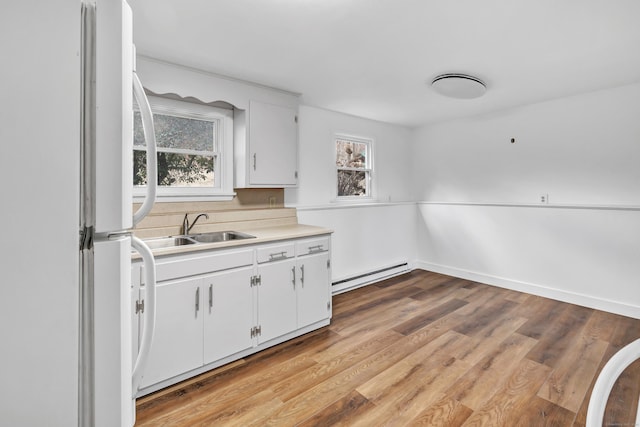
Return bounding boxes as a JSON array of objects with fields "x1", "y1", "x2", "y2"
[{"x1": 141, "y1": 231, "x2": 256, "y2": 250}]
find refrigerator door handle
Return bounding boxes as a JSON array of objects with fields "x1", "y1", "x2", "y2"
[
  {"x1": 131, "y1": 236, "x2": 157, "y2": 395},
  {"x1": 132, "y1": 71, "x2": 157, "y2": 226}
]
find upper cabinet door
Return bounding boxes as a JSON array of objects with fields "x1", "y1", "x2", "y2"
[{"x1": 248, "y1": 100, "x2": 298, "y2": 186}]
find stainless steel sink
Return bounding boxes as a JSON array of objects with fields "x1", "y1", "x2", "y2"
[
  {"x1": 187, "y1": 231, "x2": 256, "y2": 243},
  {"x1": 141, "y1": 236, "x2": 198, "y2": 250},
  {"x1": 138, "y1": 231, "x2": 256, "y2": 251}
]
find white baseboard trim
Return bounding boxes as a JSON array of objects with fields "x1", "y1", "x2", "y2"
[
  {"x1": 414, "y1": 261, "x2": 640, "y2": 319},
  {"x1": 332, "y1": 262, "x2": 412, "y2": 295}
]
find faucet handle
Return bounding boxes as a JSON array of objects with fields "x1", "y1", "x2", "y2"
[
  {"x1": 186, "y1": 213, "x2": 209, "y2": 235},
  {"x1": 181, "y1": 213, "x2": 190, "y2": 235}
]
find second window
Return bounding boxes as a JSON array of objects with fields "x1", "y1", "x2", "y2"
[{"x1": 335, "y1": 135, "x2": 373, "y2": 199}]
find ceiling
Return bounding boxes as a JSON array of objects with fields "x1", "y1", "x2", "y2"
[{"x1": 129, "y1": 0, "x2": 640, "y2": 128}]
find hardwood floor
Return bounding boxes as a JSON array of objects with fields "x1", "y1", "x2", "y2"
[{"x1": 135, "y1": 270, "x2": 640, "y2": 426}]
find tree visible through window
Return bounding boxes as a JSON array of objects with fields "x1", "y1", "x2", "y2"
[
  {"x1": 133, "y1": 96, "x2": 234, "y2": 199},
  {"x1": 133, "y1": 112, "x2": 217, "y2": 187},
  {"x1": 336, "y1": 136, "x2": 372, "y2": 198}
]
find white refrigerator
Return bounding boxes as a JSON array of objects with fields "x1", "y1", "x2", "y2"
[
  {"x1": 0, "y1": 0, "x2": 155, "y2": 427},
  {"x1": 81, "y1": 1, "x2": 158, "y2": 426},
  {"x1": 1, "y1": 1, "x2": 155, "y2": 425}
]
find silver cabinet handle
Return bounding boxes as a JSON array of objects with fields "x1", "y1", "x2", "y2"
[
  {"x1": 195, "y1": 287, "x2": 200, "y2": 313},
  {"x1": 308, "y1": 244, "x2": 324, "y2": 254},
  {"x1": 209, "y1": 284, "x2": 213, "y2": 309},
  {"x1": 269, "y1": 251, "x2": 287, "y2": 261},
  {"x1": 292, "y1": 266, "x2": 296, "y2": 289},
  {"x1": 253, "y1": 153, "x2": 257, "y2": 171},
  {"x1": 300, "y1": 265, "x2": 305, "y2": 287}
]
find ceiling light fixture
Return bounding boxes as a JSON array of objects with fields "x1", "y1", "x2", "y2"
[{"x1": 431, "y1": 73, "x2": 486, "y2": 99}]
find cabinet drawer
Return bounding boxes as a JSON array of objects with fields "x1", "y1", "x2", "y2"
[
  {"x1": 145, "y1": 249, "x2": 254, "y2": 283},
  {"x1": 296, "y1": 236, "x2": 330, "y2": 256},
  {"x1": 256, "y1": 243, "x2": 295, "y2": 264}
]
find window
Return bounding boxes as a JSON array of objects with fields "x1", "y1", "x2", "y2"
[
  {"x1": 133, "y1": 96, "x2": 234, "y2": 200},
  {"x1": 335, "y1": 135, "x2": 373, "y2": 199}
]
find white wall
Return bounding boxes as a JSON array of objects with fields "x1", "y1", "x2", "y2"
[
  {"x1": 412, "y1": 83, "x2": 640, "y2": 318},
  {"x1": 0, "y1": 1, "x2": 80, "y2": 424},
  {"x1": 299, "y1": 204, "x2": 416, "y2": 285},
  {"x1": 287, "y1": 106, "x2": 416, "y2": 285},
  {"x1": 136, "y1": 56, "x2": 299, "y2": 110}
]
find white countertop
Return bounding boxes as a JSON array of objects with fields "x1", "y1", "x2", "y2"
[{"x1": 132, "y1": 223, "x2": 333, "y2": 259}]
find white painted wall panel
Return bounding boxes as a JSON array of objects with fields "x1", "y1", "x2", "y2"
[
  {"x1": 413, "y1": 83, "x2": 640, "y2": 206},
  {"x1": 416, "y1": 204, "x2": 640, "y2": 317},
  {"x1": 298, "y1": 204, "x2": 416, "y2": 283},
  {"x1": 288, "y1": 106, "x2": 415, "y2": 283},
  {"x1": 286, "y1": 106, "x2": 414, "y2": 206},
  {"x1": 413, "y1": 83, "x2": 640, "y2": 318}
]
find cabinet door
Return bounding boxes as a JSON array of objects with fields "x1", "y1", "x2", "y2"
[
  {"x1": 141, "y1": 278, "x2": 203, "y2": 388},
  {"x1": 249, "y1": 100, "x2": 297, "y2": 186},
  {"x1": 297, "y1": 252, "x2": 331, "y2": 328},
  {"x1": 203, "y1": 267, "x2": 254, "y2": 365},
  {"x1": 257, "y1": 259, "x2": 297, "y2": 343}
]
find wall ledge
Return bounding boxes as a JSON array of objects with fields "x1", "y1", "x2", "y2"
[
  {"x1": 292, "y1": 201, "x2": 640, "y2": 211},
  {"x1": 417, "y1": 201, "x2": 640, "y2": 211},
  {"x1": 293, "y1": 201, "x2": 416, "y2": 211}
]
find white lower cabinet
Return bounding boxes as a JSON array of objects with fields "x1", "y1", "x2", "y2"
[
  {"x1": 297, "y1": 251, "x2": 331, "y2": 328},
  {"x1": 255, "y1": 238, "x2": 331, "y2": 342},
  {"x1": 141, "y1": 277, "x2": 203, "y2": 389},
  {"x1": 141, "y1": 266, "x2": 255, "y2": 388},
  {"x1": 203, "y1": 266, "x2": 254, "y2": 364},
  {"x1": 134, "y1": 234, "x2": 332, "y2": 393},
  {"x1": 257, "y1": 258, "x2": 297, "y2": 343}
]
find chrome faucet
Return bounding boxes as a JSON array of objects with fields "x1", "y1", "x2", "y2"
[{"x1": 181, "y1": 213, "x2": 209, "y2": 235}]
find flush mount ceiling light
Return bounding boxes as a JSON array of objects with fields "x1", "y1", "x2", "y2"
[{"x1": 431, "y1": 73, "x2": 486, "y2": 99}]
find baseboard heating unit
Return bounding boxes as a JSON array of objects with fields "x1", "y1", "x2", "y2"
[{"x1": 332, "y1": 262, "x2": 409, "y2": 295}]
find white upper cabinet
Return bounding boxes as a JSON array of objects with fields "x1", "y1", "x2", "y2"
[
  {"x1": 235, "y1": 100, "x2": 298, "y2": 188},
  {"x1": 136, "y1": 58, "x2": 300, "y2": 189}
]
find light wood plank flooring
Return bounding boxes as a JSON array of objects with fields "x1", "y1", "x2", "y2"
[{"x1": 135, "y1": 270, "x2": 640, "y2": 426}]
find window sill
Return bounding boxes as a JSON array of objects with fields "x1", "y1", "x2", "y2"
[
  {"x1": 133, "y1": 192, "x2": 236, "y2": 203},
  {"x1": 333, "y1": 196, "x2": 376, "y2": 204}
]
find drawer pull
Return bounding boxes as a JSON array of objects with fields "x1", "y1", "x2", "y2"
[
  {"x1": 300, "y1": 265, "x2": 305, "y2": 287},
  {"x1": 209, "y1": 284, "x2": 213, "y2": 309},
  {"x1": 292, "y1": 266, "x2": 296, "y2": 289},
  {"x1": 195, "y1": 287, "x2": 200, "y2": 314},
  {"x1": 308, "y1": 244, "x2": 324, "y2": 254},
  {"x1": 269, "y1": 251, "x2": 288, "y2": 261}
]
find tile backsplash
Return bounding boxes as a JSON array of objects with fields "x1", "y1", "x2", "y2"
[{"x1": 132, "y1": 188, "x2": 296, "y2": 238}]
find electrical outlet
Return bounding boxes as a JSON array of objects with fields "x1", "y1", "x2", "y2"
[
  {"x1": 268, "y1": 196, "x2": 276, "y2": 208},
  {"x1": 540, "y1": 194, "x2": 548, "y2": 204}
]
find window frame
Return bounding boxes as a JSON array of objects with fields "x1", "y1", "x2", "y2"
[
  {"x1": 133, "y1": 96, "x2": 235, "y2": 201},
  {"x1": 334, "y1": 134, "x2": 375, "y2": 201}
]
